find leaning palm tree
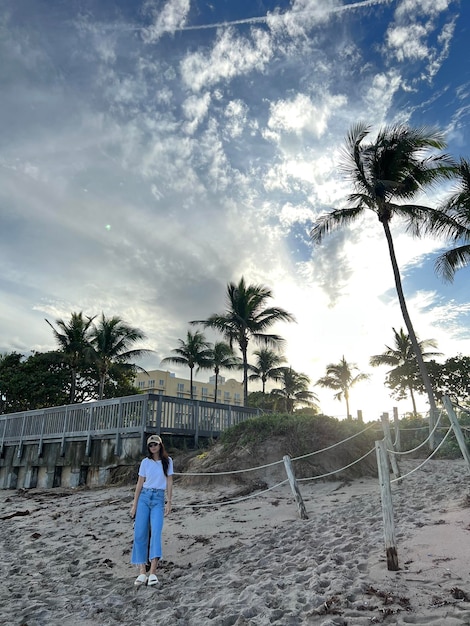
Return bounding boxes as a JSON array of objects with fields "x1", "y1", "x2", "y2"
[
  {"x1": 192, "y1": 277, "x2": 295, "y2": 404},
  {"x1": 434, "y1": 158, "x2": 470, "y2": 281},
  {"x1": 90, "y1": 314, "x2": 151, "y2": 400},
  {"x1": 248, "y1": 348, "x2": 286, "y2": 393},
  {"x1": 370, "y1": 327, "x2": 442, "y2": 415},
  {"x1": 161, "y1": 330, "x2": 213, "y2": 400},
  {"x1": 205, "y1": 341, "x2": 241, "y2": 402},
  {"x1": 271, "y1": 367, "x2": 318, "y2": 414},
  {"x1": 311, "y1": 123, "x2": 454, "y2": 425},
  {"x1": 46, "y1": 311, "x2": 96, "y2": 403},
  {"x1": 316, "y1": 356, "x2": 369, "y2": 419}
]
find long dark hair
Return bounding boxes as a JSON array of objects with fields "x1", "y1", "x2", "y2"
[{"x1": 147, "y1": 440, "x2": 170, "y2": 476}]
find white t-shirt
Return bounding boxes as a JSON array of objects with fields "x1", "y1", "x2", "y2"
[{"x1": 139, "y1": 456, "x2": 173, "y2": 490}]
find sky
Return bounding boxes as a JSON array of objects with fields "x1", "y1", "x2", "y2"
[{"x1": 1, "y1": 0, "x2": 470, "y2": 421}]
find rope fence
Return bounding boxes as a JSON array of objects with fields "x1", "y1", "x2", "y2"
[{"x1": 170, "y1": 394, "x2": 470, "y2": 572}]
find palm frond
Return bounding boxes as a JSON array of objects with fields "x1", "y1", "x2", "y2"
[
  {"x1": 310, "y1": 207, "x2": 364, "y2": 243},
  {"x1": 434, "y1": 244, "x2": 470, "y2": 282}
]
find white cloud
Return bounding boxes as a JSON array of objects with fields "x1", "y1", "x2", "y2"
[
  {"x1": 180, "y1": 28, "x2": 273, "y2": 91},
  {"x1": 182, "y1": 92, "x2": 211, "y2": 134},
  {"x1": 386, "y1": 24, "x2": 430, "y2": 61},
  {"x1": 224, "y1": 100, "x2": 249, "y2": 138},
  {"x1": 142, "y1": 0, "x2": 191, "y2": 42},
  {"x1": 395, "y1": 0, "x2": 453, "y2": 20},
  {"x1": 265, "y1": 92, "x2": 346, "y2": 142}
]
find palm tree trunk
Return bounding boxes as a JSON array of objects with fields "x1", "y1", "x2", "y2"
[
  {"x1": 240, "y1": 338, "x2": 248, "y2": 405},
  {"x1": 98, "y1": 373, "x2": 105, "y2": 400},
  {"x1": 345, "y1": 392, "x2": 351, "y2": 420},
  {"x1": 70, "y1": 368, "x2": 77, "y2": 404},
  {"x1": 214, "y1": 366, "x2": 219, "y2": 402},
  {"x1": 382, "y1": 219, "x2": 437, "y2": 447},
  {"x1": 408, "y1": 384, "x2": 418, "y2": 416},
  {"x1": 189, "y1": 366, "x2": 194, "y2": 400}
]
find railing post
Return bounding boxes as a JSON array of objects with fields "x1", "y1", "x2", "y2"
[
  {"x1": 381, "y1": 412, "x2": 400, "y2": 480},
  {"x1": 0, "y1": 418, "x2": 6, "y2": 457},
  {"x1": 156, "y1": 394, "x2": 163, "y2": 432},
  {"x1": 38, "y1": 414, "x2": 46, "y2": 457},
  {"x1": 140, "y1": 400, "x2": 147, "y2": 453},
  {"x1": 443, "y1": 396, "x2": 470, "y2": 473},
  {"x1": 115, "y1": 398, "x2": 123, "y2": 457},
  {"x1": 375, "y1": 439, "x2": 399, "y2": 571},
  {"x1": 283, "y1": 455, "x2": 308, "y2": 520},
  {"x1": 17, "y1": 414, "x2": 26, "y2": 459},
  {"x1": 85, "y1": 407, "x2": 93, "y2": 457},
  {"x1": 393, "y1": 407, "x2": 400, "y2": 453},
  {"x1": 193, "y1": 401, "x2": 200, "y2": 447},
  {"x1": 60, "y1": 406, "x2": 69, "y2": 457}
]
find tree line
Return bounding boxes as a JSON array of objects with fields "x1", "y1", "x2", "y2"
[{"x1": 0, "y1": 313, "x2": 150, "y2": 413}]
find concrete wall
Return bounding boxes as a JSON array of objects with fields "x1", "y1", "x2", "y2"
[{"x1": 0, "y1": 436, "x2": 144, "y2": 489}]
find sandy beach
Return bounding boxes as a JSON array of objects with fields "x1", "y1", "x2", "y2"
[{"x1": 1, "y1": 457, "x2": 470, "y2": 626}]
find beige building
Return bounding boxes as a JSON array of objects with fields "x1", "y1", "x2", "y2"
[{"x1": 134, "y1": 369, "x2": 244, "y2": 406}]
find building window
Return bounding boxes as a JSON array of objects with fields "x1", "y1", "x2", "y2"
[
  {"x1": 177, "y1": 383, "x2": 184, "y2": 392},
  {"x1": 138, "y1": 381, "x2": 146, "y2": 389},
  {"x1": 192, "y1": 385, "x2": 197, "y2": 396},
  {"x1": 177, "y1": 392, "x2": 184, "y2": 398},
  {"x1": 159, "y1": 379, "x2": 165, "y2": 386},
  {"x1": 234, "y1": 393, "x2": 241, "y2": 405},
  {"x1": 201, "y1": 387, "x2": 208, "y2": 397},
  {"x1": 224, "y1": 391, "x2": 230, "y2": 402},
  {"x1": 148, "y1": 379, "x2": 155, "y2": 388}
]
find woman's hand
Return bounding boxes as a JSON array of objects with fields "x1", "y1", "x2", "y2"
[
  {"x1": 130, "y1": 503, "x2": 136, "y2": 519},
  {"x1": 164, "y1": 501, "x2": 172, "y2": 516}
]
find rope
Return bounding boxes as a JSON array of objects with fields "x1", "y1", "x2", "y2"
[
  {"x1": 291, "y1": 422, "x2": 376, "y2": 461},
  {"x1": 173, "y1": 479, "x2": 289, "y2": 508},
  {"x1": 390, "y1": 425, "x2": 454, "y2": 483},
  {"x1": 297, "y1": 447, "x2": 375, "y2": 482},
  {"x1": 173, "y1": 456, "x2": 283, "y2": 477},
  {"x1": 387, "y1": 409, "x2": 444, "y2": 456}
]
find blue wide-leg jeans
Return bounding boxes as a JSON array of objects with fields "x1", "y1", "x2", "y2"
[{"x1": 131, "y1": 488, "x2": 165, "y2": 565}]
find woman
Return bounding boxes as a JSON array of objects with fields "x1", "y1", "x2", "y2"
[{"x1": 130, "y1": 434, "x2": 173, "y2": 586}]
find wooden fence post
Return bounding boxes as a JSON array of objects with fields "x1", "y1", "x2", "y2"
[
  {"x1": 283, "y1": 455, "x2": 308, "y2": 520},
  {"x1": 443, "y1": 396, "x2": 470, "y2": 473},
  {"x1": 375, "y1": 439, "x2": 399, "y2": 571},
  {"x1": 381, "y1": 413, "x2": 401, "y2": 480},
  {"x1": 393, "y1": 407, "x2": 400, "y2": 453}
]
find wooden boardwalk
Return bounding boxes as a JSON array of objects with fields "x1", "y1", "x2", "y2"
[{"x1": 0, "y1": 393, "x2": 261, "y2": 454}]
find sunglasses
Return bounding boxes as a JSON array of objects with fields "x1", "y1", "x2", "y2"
[{"x1": 148, "y1": 442, "x2": 160, "y2": 447}]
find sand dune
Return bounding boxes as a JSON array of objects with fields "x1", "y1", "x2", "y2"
[{"x1": 1, "y1": 458, "x2": 470, "y2": 625}]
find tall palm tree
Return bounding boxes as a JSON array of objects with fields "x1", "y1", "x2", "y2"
[
  {"x1": 192, "y1": 277, "x2": 295, "y2": 404},
  {"x1": 161, "y1": 330, "x2": 212, "y2": 400},
  {"x1": 46, "y1": 311, "x2": 96, "y2": 403},
  {"x1": 311, "y1": 123, "x2": 454, "y2": 423},
  {"x1": 205, "y1": 341, "x2": 241, "y2": 402},
  {"x1": 316, "y1": 356, "x2": 369, "y2": 419},
  {"x1": 370, "y1": 328, "x2": 442, "y2": 415},
  {"x1": 434, "y1": 158, "x2": 470, "y2": 281},
  {"x1": 91, "y1": 314, "x2": 150, "y2": 400},
  {"x1": 271, "y1": 367, "x2": 318, "y2": 414},
  {"x1": 248, "y1": 348, "x2": 286, "y2": 393}
]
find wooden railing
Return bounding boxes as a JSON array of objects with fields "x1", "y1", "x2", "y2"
[{"x1": 0, "y1": 393, "x2": 261, "y2": 453}]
